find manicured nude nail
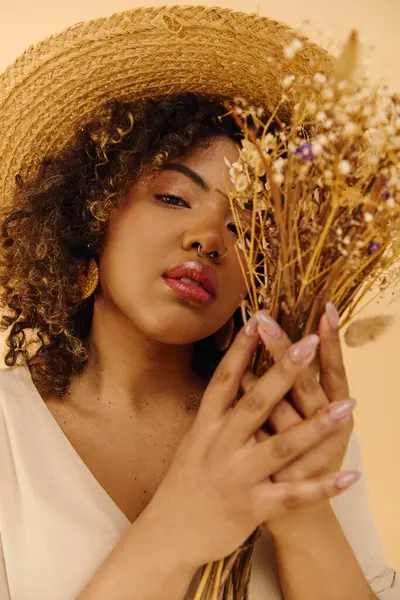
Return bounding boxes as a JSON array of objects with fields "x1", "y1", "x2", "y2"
[
  {"x1": 244, "y1": 316, "x2": 258, "y2": 336},
  {"x1": 334, "y1": 471, "x2": 361, "y2": 489},
  {"x1": 256, "y1": 311, "x2": 281, "y2": 338},
  {"x1": 290, "y1": 335, "x2": 320, "y2": 362},
  {"x1": 325, "y1": 302, "x2": 339, "y2": 331},
  {"x1": 328, "y1": 398, "x2": 356, "y2": 420}
]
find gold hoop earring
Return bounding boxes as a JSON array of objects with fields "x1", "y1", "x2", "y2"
[
  {"x1": 78, "y1": 259, "x2": 99, "y2": 301},
  {"x1": 214, "y1": 316, "x2": 234, "y2": 351}
]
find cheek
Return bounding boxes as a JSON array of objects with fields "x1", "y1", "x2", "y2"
[
  {"x1": 100, "y1": 205, "x2": 165, "y2": 299},
  {"x1": 219, "y1": 262, "x2": 247, "y2": 316}
]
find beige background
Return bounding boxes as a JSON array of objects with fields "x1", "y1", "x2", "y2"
[{"x1": 1, "y1": 0, "x2": 399, "y2": 570}]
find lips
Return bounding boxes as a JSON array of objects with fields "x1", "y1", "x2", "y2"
[{"x1": 163, "y1": 261, "x2": 217, "y2": 297}]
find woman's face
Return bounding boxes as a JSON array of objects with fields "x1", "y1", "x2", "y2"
[{"x1": 99, "y1": 135, "x2": 248, "y2": 345}]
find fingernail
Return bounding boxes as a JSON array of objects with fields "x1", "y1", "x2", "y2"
[
  {"x1": 325, "y1": 302, "x2": 339, "y2": 331},
  {"x1": 334, "y1": 471, "x2": 361, "y2": 489},
  {"x1": 244, "y1": 316, "x2": 258, "y2": 336},
  {"x1": 290, "y1": 335, "x2": 320, "y2": 362},
  {"x1": 256, "y1": 311, "x2": 281, "y2": 338},
  {"x1": 328, "y1": 398, "x2": 356, "y2": 421}
]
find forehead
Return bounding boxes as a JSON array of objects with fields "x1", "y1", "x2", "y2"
[
  {"x1": 177, "y1": 135, "x2": 238, "y2": 167},
  {"x1": 155, "y1": 138, "x2": 239, "y2": 187}
]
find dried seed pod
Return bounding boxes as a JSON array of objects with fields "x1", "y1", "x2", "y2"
[{"x1": 344, "y1": 315, "x2": 393, "y2": 347}]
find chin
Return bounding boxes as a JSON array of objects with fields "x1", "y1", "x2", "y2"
[{"x1": 127, "y1": 304, "x2": 218, "y2": 345}]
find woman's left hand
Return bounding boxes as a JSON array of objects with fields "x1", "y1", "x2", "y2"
[{"x1": 241, "y1": 302, "x2": 355, "y2": 536}]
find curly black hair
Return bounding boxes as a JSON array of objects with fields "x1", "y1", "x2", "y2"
[{"x1": 0, "y1": 93, "x2": 254, "y2": 398}]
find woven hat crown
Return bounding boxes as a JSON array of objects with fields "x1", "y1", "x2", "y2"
[{"x1": 0, "y1": 4, "x2": 333, "y2": 206}]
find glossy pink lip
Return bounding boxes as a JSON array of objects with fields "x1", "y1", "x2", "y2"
[{"x1": 163, "y1": 261, "x2": 217, "y2": 297}]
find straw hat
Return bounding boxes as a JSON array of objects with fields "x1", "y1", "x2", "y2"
[{"x1": 0, "y1": 4, "x2": 333, "y2": 207}]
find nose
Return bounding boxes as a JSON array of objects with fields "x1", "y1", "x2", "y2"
[{"x1": 182, "y1": 212, "x2": 227, "y2": 261}]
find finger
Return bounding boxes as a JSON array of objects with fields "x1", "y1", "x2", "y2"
[
  {"x1": 272, "y1": 414, "x2": 355, "y2": 483},
  {"x1": 241, "y1": 363, "x2": 301, "y2": 432},
  {"x1": 257, "y1": 313, "x2": 328, "y2": 420},
  {"x1": 196, "y1": 313, "x2": 260, "y2": 422},
  {"x1": 240, "y1": 368, "x2": 257, "y2": 394},
  {"x1": 255, "y1": 470, "x2": 361, "y2": 521},
  {"x1": 247, "y1": 397, "x2": 356, "y2": 482},
  {"x1": 319, "y1": 302, "x2": 350, "y2": 403},
  {"x1": 224, "y1": 334, "x2": 320, "y2": 445}
]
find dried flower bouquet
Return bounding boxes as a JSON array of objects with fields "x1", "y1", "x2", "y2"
[{"x1": 194, "y1": 30, "x2": 400, "y2": 600}]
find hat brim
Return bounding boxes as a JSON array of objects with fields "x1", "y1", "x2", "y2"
[{"x1": 0, "y1": 4, "x2": 333, "y2": 206}]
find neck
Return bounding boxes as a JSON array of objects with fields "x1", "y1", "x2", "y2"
[{"x1": 70, "y1": 297, "x2": 205, "y2": 416}]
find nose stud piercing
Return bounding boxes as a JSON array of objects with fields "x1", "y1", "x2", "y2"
[{"x1": 197, "y1": 244, "x2": 228, "y2": 261}]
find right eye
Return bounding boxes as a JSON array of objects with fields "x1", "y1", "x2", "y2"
[
  {"x1": 155, "y1": 194, "x2": 190, "y2": 208},
  {"x1": 227, "y1": 223, "x2": 240, "y2": 236}
]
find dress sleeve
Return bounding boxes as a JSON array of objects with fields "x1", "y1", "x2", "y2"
[
  {"x1": 0, "y1": 534, "x2": 11, "y2": 600},
  {"x1": 330, "y1": 430, "x2": 399, "y2": 599}
]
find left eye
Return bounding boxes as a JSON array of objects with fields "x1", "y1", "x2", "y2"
[{"x1": 156, "y1": 194, "x2": 190, "y2": 208}]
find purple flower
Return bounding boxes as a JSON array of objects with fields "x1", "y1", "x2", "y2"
[
  {"x1": 295, "y1": 142, "x2": 314, "y2": 161},
  {"x1": 368, "y1": 241, "x2": 382, "y2": 255},
  {"x1": 381, "y1": 190, "x2": 390, "y2": 200}
]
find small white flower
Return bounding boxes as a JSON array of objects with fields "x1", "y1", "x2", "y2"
[
  {"x1": 343, "y1": 122, "x2": 358, "y2": 137},
  {"x1": 343, "y1": 236, "x2": 351, "y2": 245},
  {"x1": 336, "y1": 227, "x2": 343, "y2": 237},
  {"x1": 234, "y1": 96, "x2": 247, "y2": 106},
  {"x1": 262, "y1": 133, "x2": 277, "y2": 152},
  {"x1": 387, "y1": 197, "x2": 396, "y2": 208},
  {"x1": 273, "y1": 157, "x2": 286, "y2": 172},
  {"x1": 284, "y1": 38, "x2": 303, "y2": 59},
  {"x1": 273, "y1": 173, "x2": 284, "y2": 185},
  {"x1": 282, "y1": 74, "x2": 295, "y2": 88},
  {"x1": 312, "y1": 141, "x2": 323, "y2": 156},
  {"x1": 325, "y1": 119, "x2": 334, "y2": 129},
  {"x1": 316, "y1": 111, "x2": 327, "y2": 122},
  {"x1": 317, "y1": 134, "x2": 329, "y2": 146},
  {"x1": 339, "y1": 160, "x2": 351, "y2": 175},
  {"x1": 235, "y1": 174, "x2": 249, "y2": 192},
  {"x1": 256, "y1": 107, "x2": 264, "y2": 118},
  {"x1": 322, "y1": 87, "x2": 334, "y2": 100},
  {"x1": 313, "y1": 73, "x2": 326, "y2": 86},
  {"x1": 241, "y1": 140, "x2": 262, "y2": 171},
  {"x1": 364, "y1": 212, "x2": 374, "y2": 223}
]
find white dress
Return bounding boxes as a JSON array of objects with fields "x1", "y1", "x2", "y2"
[{"x1": 0, "y1": 366, "x2": 398, "y2": 599}]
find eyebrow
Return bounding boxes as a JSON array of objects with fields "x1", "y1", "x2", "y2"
[{"x1": 160, "y1": 163, "x2": 210, "y2": 193}]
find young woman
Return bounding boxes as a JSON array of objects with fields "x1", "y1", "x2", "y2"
[{"x1": 0, "y1": 6, "x2": 397, "y2": 600}]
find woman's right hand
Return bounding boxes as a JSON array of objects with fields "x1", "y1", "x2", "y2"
[{"x1": 147, "y1": 311, "x2": 357, "y2": 571}]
